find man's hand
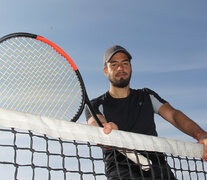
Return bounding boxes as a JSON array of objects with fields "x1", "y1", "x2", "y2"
[
  {"x1": 87, "y1": 115, "x2": 118, "y2": 134},
  {"x1": 103, "y1": 122, "x2": 118, "y2": 134},
  {"x1": 197, "y1": 133, "x2": 207, "y2": 161}
]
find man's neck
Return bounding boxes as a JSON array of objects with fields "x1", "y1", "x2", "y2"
[{"x1": 109, "y1": 85, "x2": 130, "y2": 98}]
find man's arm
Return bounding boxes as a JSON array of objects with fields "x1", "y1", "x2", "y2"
[
  {"x1": 158, "y1": 103, "x2": 207, "y2": 161},
  {"x1": 88, "y1": 114, "x2": 107, "y2": 126}
]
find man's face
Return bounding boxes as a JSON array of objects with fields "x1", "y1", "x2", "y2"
[{"x1": 104, "y1": 52, "x2": 132, "y2": 88}]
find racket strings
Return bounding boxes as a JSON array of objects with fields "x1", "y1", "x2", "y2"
[
  {"x1": 0, "y1": 36, "x2": 83, "y2": 121},
  {"x1": 8, "y1": 37, "x2": 82, "y2": 118}
]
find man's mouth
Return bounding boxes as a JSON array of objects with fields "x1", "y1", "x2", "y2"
[{"x1": 116, "y1": 72, "x2": 127, "y2": 78}]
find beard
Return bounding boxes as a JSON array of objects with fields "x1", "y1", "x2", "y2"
[{"x1": 108, "y1": 71, "x2": 132, "y2": 88}]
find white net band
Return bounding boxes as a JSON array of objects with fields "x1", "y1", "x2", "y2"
[{"x1": 0, "y1": 108, "x2": 203, "y2": 159}]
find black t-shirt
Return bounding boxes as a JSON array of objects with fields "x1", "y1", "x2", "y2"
[
  {"x1": 85, "y1": 88, "x2": 167, "y2": 136},
  {"x1": 84, "y1": 88, "x2": 175, "y2": 179}
]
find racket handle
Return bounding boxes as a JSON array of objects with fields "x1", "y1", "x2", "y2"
[{"x1": 85, "y1": 95, "x2": 103, "y2": 127}]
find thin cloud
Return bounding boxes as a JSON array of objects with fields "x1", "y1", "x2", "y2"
[{"x1": 133, "y1": 59, "x2": 207, "y2": 73}]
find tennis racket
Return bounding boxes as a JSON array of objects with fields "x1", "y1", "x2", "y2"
[
  {"x1": 0, "y1": 32, "x2": 102, "y2": 126},
  {"x1": 0, "y1": 32, "x2": 151, "y2": 170}
]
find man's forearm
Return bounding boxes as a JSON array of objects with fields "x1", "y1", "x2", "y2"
[
  {"x1": 173, "y1": 110, "x2": 205, "y2": 139},
  {"x1": 87, "y1": 114, "x2": 107, "y2": 127},
  {"x1": 159, "y1": 103, "x2": 206, "y2": 139}
]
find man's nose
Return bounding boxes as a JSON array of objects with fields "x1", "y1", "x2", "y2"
[{"x1": 117, "y1": 63, "x2": 124, "y2": 70}]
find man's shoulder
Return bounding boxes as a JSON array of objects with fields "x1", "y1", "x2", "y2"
[
  {"x1": 131, "y1": 88, "x2": 155, "y2": 95},
  {"x1": 90, "y1": 92, "x2": 108, "y2": 104},
  {"x1": 133, "y1": 88, "x2": 167, "y2": 104},
  {"x1": 131, "y1": 88, "x2": 164, "y2": 101}
]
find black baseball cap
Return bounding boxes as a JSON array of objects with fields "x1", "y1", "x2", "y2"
[{"x1": 103, "y1": 45, "x2": 132, "y2": 64}]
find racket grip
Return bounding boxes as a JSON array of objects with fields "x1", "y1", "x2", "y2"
[{"x1": 85, "y1": 95, "x2": 103, "y2": 127}]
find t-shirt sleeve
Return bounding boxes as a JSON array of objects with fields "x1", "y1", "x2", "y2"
[
  {"x1": 143, "y1": 88, "x2": 167, "y2": 114},
  {"x1": 84, "y1": 98, "x2": 103, "y2": 121}
]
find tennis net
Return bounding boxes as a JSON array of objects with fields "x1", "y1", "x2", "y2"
[{"x1": 0, "y1": 108, "x2": 206, "y2": 180}]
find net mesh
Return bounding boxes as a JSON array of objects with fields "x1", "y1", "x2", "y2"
[
  {"x1": 0, "y1": 36, "x2": 83, "y2": 121},
  {"x1": 0, "y1": 128, "x2": 106, "y2": 180},
  {"x1": 0, "y1": 109, "x2": 206, "y2": 180}
]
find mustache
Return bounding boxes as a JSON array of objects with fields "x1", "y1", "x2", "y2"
[{"x1": 115, "y1": 72, "x2": 128, "y2": 76}]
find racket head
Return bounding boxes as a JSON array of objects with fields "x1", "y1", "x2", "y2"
[{"x1": 0, "y1": 32, "x2": 86, "y2": 122}]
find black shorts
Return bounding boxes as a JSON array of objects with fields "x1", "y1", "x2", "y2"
[{"x1": 104, "y1": 150, "x2": 176, "y2": 180}]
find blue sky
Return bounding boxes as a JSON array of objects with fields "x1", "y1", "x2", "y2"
[{"x1": 1, "y1": 0, "x2": 207, "y2": 142}]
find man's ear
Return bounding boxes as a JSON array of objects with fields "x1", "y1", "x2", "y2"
[{"x1": 103, "y1": 67, "x2": 108, "y2": 76}]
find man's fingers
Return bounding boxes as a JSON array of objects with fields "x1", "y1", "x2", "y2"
[
  {"x1": 198, "y1": 139, "x2": 207, "y2": 161},
  {"x1": 103, "y1": 122, "x2": 118, "y2": 134},
  {"x1": 103, "y1": 123, "x2": 112, "y2": 134}
]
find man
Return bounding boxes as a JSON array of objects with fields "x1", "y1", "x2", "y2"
[{"x1": 85, "y1": 45, "x2": 207, "y2": 179}]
